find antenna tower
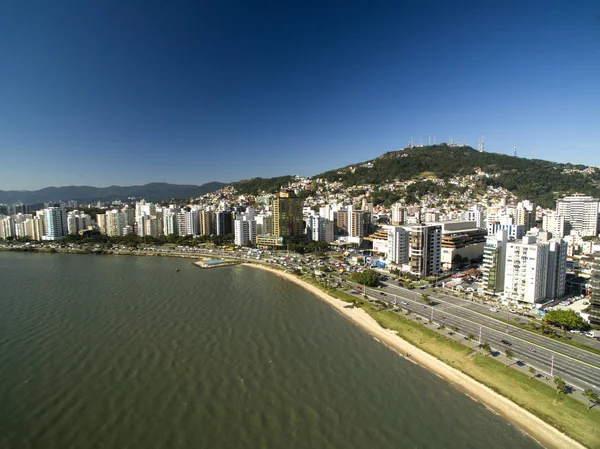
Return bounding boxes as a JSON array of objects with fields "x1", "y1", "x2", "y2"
[
  {"x1": 531, "y1": 145, "x2": 535, "y2": 159},
  {"x1": 481, "y1": 136, "x2": 485, "y2": 153},
  {"x1": 513, "y1": 146, "x2": 517, "y2": 157}
]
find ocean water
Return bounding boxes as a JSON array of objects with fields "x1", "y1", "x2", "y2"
[{"x1": 0, "y1": 252, "x2": 539, "y2": 449}]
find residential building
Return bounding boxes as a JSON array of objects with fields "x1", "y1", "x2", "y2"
[
  {"x1": 105, "y1": 210, "x2": 126, "y2": 237},
  {"x1": 200, "y1": 210, "x2": 216, "y2": 235},
  {"x1": 234, "y1": 218, "x2": 257, "y2": 246},
  {"x1": 546, "y1": 238, "x2": 568, "y2": 300},
  {"x1": 515, "y1": 200, "x2": 537, "y2": 231},
  {"x1": 386, "y1": 225, "x2": 409, "y2": 265},
  {"x1": 67, "y1": 210, "x2": 92, "y2": 235},
  {"x1": 590, "y1": 251, "x2": 600, "y2": 325},
  {"x1": 272, "y1": 190, "x2": 303, "y2": 240},
  {"x1": 481, "y1": 230, "x2": 508, "y2": 296},
  {"x1": 163, "y1": 208, "x2": 179, "y2": 236},
  {"x1": 556, "y1": 194, "x2": 599, "y2": 237},
  {"x1": 487, "y1": 222, "x2": 526, "y2": 240},
  {"x1": 391, "y1": 203, "x2": 406, "y2": 225},
  {"x1": 43, "y1": 206, "x2": 68, "y2": 240},
  {"x1": 216, "y1": 210, "x2": 234, "y2": 236},
  {"x1": 542, "y1": 212, "x2": 565, "y2": 239},
  {"x1": 409, "y1": 225, "x2": 442, "y2": 277},
  {"x1": 307, "y1": 215, "x2": 334, "y2": 243}
]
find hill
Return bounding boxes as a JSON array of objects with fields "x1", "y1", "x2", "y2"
[
  {"x1": 0, "y1": 182, "x2": 226, "y2": 205},
  {"x1": 232, "y1": 176, "x2": 295, "y2": 195},
  {"x1": 315, "y1": 144, "x2": 600, "y2": 208}
]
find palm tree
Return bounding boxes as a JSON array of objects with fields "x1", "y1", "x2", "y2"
[
  {"x1": 505, "y1": 349, "x2": 514, "y2": 367},
  {"x1": 583, "y1": 389, "x2": 600, "y2": 410},
  {"x1": 467, "y1": 333, "x2": 475, "y2": 348},
  {"x1": 439, "y1": 324, "x2": 446, "y2": 331},
  {"x1": 529, "y1": 367, "x2": 536, "y2": 379},
  {"x1": 422, "y1": 293, "x2": 431, "y2": 305},
  {"x1": 451, "y1": 325, "x2": 458, "y2": 334},
  {"x1": 481, "y1": 342, "x2": 491, "y2": 356},
  {"x1": 554, "y1": 377, "x2": 567, "y2": 394}
]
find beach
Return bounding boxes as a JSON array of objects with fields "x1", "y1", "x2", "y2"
[{"x1": 243, "y1": 263, "x2": 585, "y2": 449}]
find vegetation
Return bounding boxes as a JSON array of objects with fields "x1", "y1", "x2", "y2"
[
  {"x1": 232, "y1": 176, "x2": 295, "y2": 195},
  {"x1": 554, "y1": 377, "x2": 568, "y2": 395},
  {"x1": 505, "y1": 349, "x2": 515, "y2": 366},
  {"x1": 584, "y1": 389, "x2": 600, "y2": 410},
  {"x1": 529, "y1": 367, "x2": 536, "y2": 379},
  {"x1": 351, "y1": 269, "x2": 380, "y2": 287},
  {"x1": 481, "y1": 342, "x2": 491, "y2": 356},
  {"x1": 545, "y1": 309, "x2": 590, "y2": 331},
  {"x1": 315, "y1": 144, "x2": 600, "y2": 208}
]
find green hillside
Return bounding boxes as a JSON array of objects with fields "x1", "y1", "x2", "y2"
[{"x1": 317, "y1": 144, "x2": 600, "y2": 208}]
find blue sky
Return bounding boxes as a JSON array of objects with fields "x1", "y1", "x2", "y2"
[{"x1": 1, "y1": 1, "x2": 599, "y2": 190}]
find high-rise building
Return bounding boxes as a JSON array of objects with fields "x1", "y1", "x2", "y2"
[
  {"x1": 308, "y1": 215, "x2": 334, "y2": 243},
  {"x1": 487, "y1": 222, "x2": 526, "y2": 240},
  {"x1": 163, "y1": 208, "x2": 179, "y2": 236},
  {"x1": 43, "y1": 206, "x2": 68, "y2": 240},
  {"x1": 546, "y1": 238, "x2": 568, "y2": 300},
  {"x1": 515, "y1": 200, "x2": 537, "y2": 231},
  {"x1": 556, "y1": 194, "x2": 599, "y2": 237},
  {"x1": 67, "y1": 210, "x2": 92, "y2": 235},
  {"x1": 272, "y1": 191, "x2": 303, "y2": 240},
  {"x1": 391, "y1": 203, "x2": 406, "y2": 225},
  {"x1": 105, "y1": 210, "x2": 126, "y2": 237},
  {"x1": 409, "y1": 225, "x2": 442, "y2": 277},
  {"x1": 216, "y1": 210, "x2": 234, "y2": 236},
  {"x1": 386, "y1": 225, "x2": 409, "y2": 265},
  {"x1": 481, "y1": 230, "x2": 508, "y2": 296},
  {"x1": 542, "y1": 212, "x2": 565, "y2": 239},
  {"x1": 234, "y1": 218, "x2": 257, "y2": 246},
  {"x1": 590, "y1": 251, "x2": 600, "y2": 325},
  {"x1": 255, "y1": 213, "x2": 273, "y2": 236},
  {"x1": 466, "y1": 205, "x2": 485, "y2": 229},
  {"x1": 200, "y1": 210, "x2": 216, "y2": 236}
]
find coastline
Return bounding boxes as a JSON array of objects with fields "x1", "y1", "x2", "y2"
[{"x1": 242, "y1": 262, "x2": 585, "y2": 449}]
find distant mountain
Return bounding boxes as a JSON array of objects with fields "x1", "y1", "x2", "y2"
[
  {"x1": 0, "y1": 182, "x2": 226, "y2": 205},
  {"x1": 314, "y1": 144, "x2": 600, "y2": 208}
]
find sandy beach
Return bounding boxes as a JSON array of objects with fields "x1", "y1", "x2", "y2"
[{"x1": 243, "y1": 263, "x2": 585, "y2": 449}]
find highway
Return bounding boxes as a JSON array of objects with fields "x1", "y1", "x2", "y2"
[{"x1": 337, "y1": 276, "x2": 600, "y2": 391}]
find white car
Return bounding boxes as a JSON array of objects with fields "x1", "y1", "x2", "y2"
[{"x1": 489, "y1": 308, "x2": 498, "y2": 313}]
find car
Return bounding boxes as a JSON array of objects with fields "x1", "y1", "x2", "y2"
[
  {"x1": 401, "y1": 301, "x2": 409, "y2": 305},
  {"x1": 489, "y1": 308, "x2": 498, "y2": 313},
  {"x1": 508, "y1": 309, "x2": 516, "y2": 313},
  {"x1": 420, "y1": 305, "x2": 426, "y2": 309},
  {"x1": 500, "y1": 339, "x2": 512, "y2": 346},
  {"x1": 380, "y1": 292, "x2": 386, "y2": 296},
  {"x1": 407, "y1": 285, "x2": 415, "y2": 290},
  {"x1": 583, "y1": 301, "x2": 589, "y2": 305}
]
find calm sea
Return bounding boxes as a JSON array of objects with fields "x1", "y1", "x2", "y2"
[{"x1": 0, "y1": 252, "x2": 539, "y2": 449}]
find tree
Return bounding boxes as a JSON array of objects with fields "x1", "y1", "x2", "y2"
[
  {"x1": 351, "y1": 270, "x2": 380, "y2": 287},
  {"x1": 422, "y1": 293, "x2": 431, "y2": 305},
  {"x1": 529, "y1": 367, "x2": 536, "y2": 380},
  {"x1": 467, "y1": 333, "x2": 475, "y2": 348},
  {"x1": 554, "y1": 377, "x2": 567, "y2": 394},
  {"x1": 505, "y1": 349, "x2": 514, "y2": 367},
  {"x1": 451, "y1": 325, "x2": 458, "y2": 334},
  {"x1": 583, "y1": 389, "x2": 600, "y2": 410},
  {"x1": 545, "y1": 309, "x2": 590, "y2": 331},
  {"x1": 481, "y1": 342, "x2": 491, "y2": 356},
  {"x1": 439, "y1": 324, "x2": 446, "y2": 331}
]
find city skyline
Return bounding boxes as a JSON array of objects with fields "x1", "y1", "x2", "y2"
[{"x1": 2, "y1": 1, "x2": 600, "y2": 190}]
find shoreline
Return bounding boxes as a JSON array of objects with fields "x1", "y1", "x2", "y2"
[{"x1": 242, "y1": 262, "x2": 585, "y2": 449}]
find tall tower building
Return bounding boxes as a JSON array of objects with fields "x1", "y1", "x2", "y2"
[
  {"x1": 481, "y1": 230, "x2": 508, "y2": 296},
  {"x1": 590, "y1": 251, "x2": 600, "y2": 325},
  {"x1": 556, "y1": 195, "x2": 599, "y2": 237},
  {"x1": 542, "y1": 212, "x2": 565, "y2": 239},
  {"x1": 216, "y1": 210, "x2": 234, "y2": 236},
  {"x1": 272, "y1": 191, "x2": 304, "y2": 240},
  {"x1": 409, "y1": 225, "x2": 442, "y2": 277},
  {"x1": 515, "y1": 200, "x2": 537, "y2": 231},
  {"x1": 391, "y1": 203, "x2": 406, "y2": 225},
  {"x1": 504, "y1": 235, "x2": 549, "y2": 304},
  {"x1": 43, "y1": 206, "x2": 68, "y2": 240}
]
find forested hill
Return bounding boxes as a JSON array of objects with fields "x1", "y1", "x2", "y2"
[{"x1": 316, "y1": 144, "x2": 600, "y2": 208}]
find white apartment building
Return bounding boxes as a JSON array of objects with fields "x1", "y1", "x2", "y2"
[
  {"x1": 409, "y1": 225, "x2": 442, "y2": 277},
  {"x1": 163, "y1": 208, "x2": 179, "y2": 236},
  {"x1": 504, "y1": 235, "x2": 549, "y2": 304},
  {"x1": 515, "y1": 200, "x2": 537, "y2": 231},
  {"x1": 556, "y1": 194, "x2": 599, "y2": 237},
  {"x1": 542, "y1": 212, "x2": 565, "y2": 239},
  {"x1": 105, "y1": 210, "x2": 126, "y2": 237},
  {"x1": 391, "y1": 203, "x2": 406, "y2": 225},
  {"x1": 234, "y1": 218, "x2": 257, "y2": 246},
  {"x1": 466, "y1": 205, "x2": 485, "y2": 229},
  {"x1": 67, "y1": 210, "x2": 92, "y2": 235},
  {"x1": 255, "y1": 213, "x2": 273, "y2": 236},
  {"x1": 308, "y1": 215, "x2": 334, "y2": 243},
  {"x1": 386, "y1": 225, "x2": 409, "y2": 265}
]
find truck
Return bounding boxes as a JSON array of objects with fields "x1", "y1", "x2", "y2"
[{"x1": 584, "y1": 330, "x2": 600, "y2": 339}]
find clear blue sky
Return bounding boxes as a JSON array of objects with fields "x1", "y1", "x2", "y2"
[{"x1": 1, "y1": 1, "x2": 599, "y2": 190}]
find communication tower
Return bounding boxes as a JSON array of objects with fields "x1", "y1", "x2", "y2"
[{"x1": 513, "y1": 146, "x2": 517, "y2": 157}]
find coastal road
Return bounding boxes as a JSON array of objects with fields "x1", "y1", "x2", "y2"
[{"x1": 338, "y1": 278, "x2": 600, "y2": 391}]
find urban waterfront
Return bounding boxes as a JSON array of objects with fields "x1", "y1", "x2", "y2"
[{"x1": 0, "y1": 252, "x2": 539, "y2": 449}]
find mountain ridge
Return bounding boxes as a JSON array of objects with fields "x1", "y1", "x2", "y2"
[{"x1": 0, "y1": 182, "x2": 227, "y2": 204}]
